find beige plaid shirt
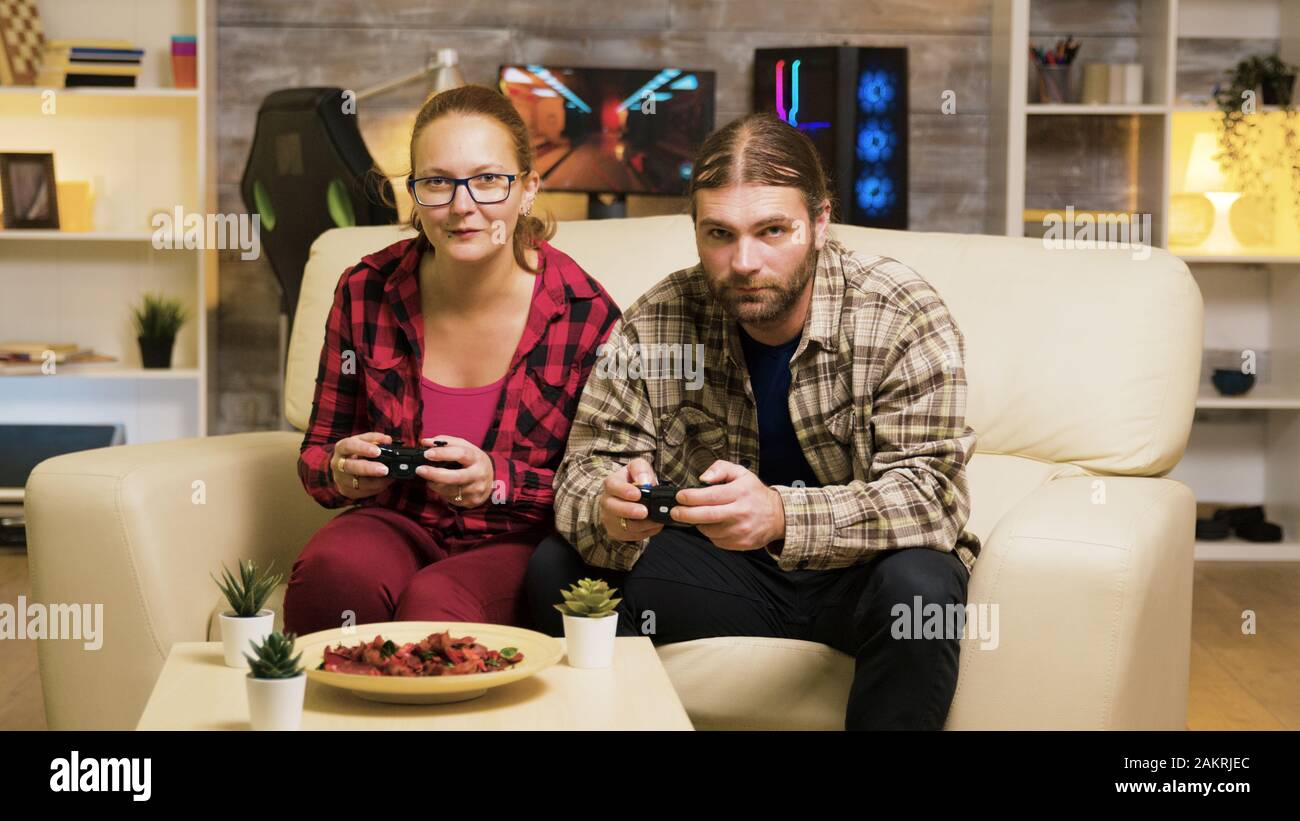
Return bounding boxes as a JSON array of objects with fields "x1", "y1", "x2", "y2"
[{"x1": 553, "y1": 237, "x2": 981, "y2": 575}]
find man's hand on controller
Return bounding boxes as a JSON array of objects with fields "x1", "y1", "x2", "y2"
[
  {"x1": 416, "y1": 436, "x2": 495, "y2": 507},
  {"x1": 671, "y1": 460, "x2": 786, "y2": 551},
  {"x1": 600, "y1": 457, "x2": 665, "y2": 542}
]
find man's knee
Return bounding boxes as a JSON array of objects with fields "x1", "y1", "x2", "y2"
[
  {"x1": 856, "y1": 548, "x2": 969, "y2": 632},
  {"x1": 527, "y1": 535, "x2": 586, "y2": 596},
  {"x1": 524, "y1": 534, "x2": 625, "y2": 635}
]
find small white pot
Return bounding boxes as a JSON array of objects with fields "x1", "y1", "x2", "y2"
[
  {"x1": 562, "y1": 613, "x2": 619, "y2": 668},
  {"x1": 245, "y1": 673, "x2": 306, "y2": 731},
  {"x1": 218, "y1": 609, "x2": 274, "y2": 669}
]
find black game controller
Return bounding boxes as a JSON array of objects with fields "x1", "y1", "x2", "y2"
[
  {"x1": 368, "y1": 441, "x2": 462, "y2": 479},
  {"x1": 637, "y1": 483, "x2": 683, "y2": 524},
  {"x1": 634, "y1": 480, "x2": 717, "y2": 524},
  {"x1": 638, "y1": 479, "x2": 724, "y2": 524}
]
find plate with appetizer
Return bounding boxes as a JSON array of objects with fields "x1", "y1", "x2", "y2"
[{"x1": 297, "y1": 622, "x2": 563, "y2": 704}]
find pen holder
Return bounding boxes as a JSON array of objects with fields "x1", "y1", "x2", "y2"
[{"x1": 1035, "y1": 64, "x2": 1071, "y2": 104}]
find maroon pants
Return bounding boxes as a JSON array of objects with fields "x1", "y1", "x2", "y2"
[{"x1": 282, "y1": 506, "x2": 538, "y2": 636}]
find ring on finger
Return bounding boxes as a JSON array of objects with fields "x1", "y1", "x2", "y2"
[{"x1": 620, "y1": 517, "x2": 628, "y2": 531}]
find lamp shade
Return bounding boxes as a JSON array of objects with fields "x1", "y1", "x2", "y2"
[{"x1": 1183, "y1": 131, "x2": 1230, "y2": 193}]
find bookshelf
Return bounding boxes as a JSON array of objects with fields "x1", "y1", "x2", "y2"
[
  {"x1": 0, "y1": 0, "x2": 216, "y2": 444},
  {"x1": 990, "y1": 0, "x2": 1300, "y2": 561}
]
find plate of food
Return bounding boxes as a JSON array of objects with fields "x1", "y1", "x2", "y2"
[{"x1": 297, "y1": 622, "x2": 563, "y2": 704}]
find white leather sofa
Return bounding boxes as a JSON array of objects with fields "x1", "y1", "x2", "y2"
[{"x1": 27, "y1": 215, "x2": 1203, "y2": 730}]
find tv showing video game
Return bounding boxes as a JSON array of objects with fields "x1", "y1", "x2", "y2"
[{"x1": 498, "y1": 64, "x2": 716, "y2": 195}]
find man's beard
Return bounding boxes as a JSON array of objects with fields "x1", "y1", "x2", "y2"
[{"x1": 706, "y1": 244, "x2": 819, "y2": 325}]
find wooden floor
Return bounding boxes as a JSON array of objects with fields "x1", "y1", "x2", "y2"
[
  {"x1": 1, "y1": 551, "x2": 1297, "y2": 729},
  {"x1": 0, "y1": 549, "x2": 46, "y2": 730},
  {"x1": 1188, "y1": 562, "x2": 1300, "y2": 728}
]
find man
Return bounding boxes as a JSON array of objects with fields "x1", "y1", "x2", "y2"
[{"x1": 526, "y1": 113, "x2": 981, "y2": 730}]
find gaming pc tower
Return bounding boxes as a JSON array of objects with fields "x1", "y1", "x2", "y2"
[{"x1": 753, "y1": 46, "x2": 909, "y2": 229}]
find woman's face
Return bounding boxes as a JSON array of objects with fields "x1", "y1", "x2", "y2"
[{"x1": 410, "y1": 113, "x2": 540, "y2": 267}]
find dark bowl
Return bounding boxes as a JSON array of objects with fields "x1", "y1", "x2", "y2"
[{"x1": 1212, "y1": 368, "x2": 1256, "y2": 396}]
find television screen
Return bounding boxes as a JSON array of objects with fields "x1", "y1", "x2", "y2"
[{"x1": 498, "y1": 64, "x2": 716, "y2": 195}]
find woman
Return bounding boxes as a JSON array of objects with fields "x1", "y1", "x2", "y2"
[{"x1": 284, "y1": 84, "x2": 620, "y2": 636}]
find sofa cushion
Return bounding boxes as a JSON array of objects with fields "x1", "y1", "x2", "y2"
[{"x1": 657, "y1": 637, "x2": 853, "y2": 730}]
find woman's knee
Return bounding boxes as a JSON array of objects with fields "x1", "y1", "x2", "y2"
[
  {"x1": 283, "y1": 510, "x2": 423, "y2": 632},
  {"x1": 287, "y1": 522, "x2": 363, "y2": 592}
]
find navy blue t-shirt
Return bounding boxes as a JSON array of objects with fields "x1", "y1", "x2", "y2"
[{"x1": 736, "y1": 325, "x2": 819, "y2": 489}]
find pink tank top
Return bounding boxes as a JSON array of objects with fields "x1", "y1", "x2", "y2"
[
  {"x1": 419, "y1": 374, "x2": 507, "y2": 449},
  {"x1": 419, "y1": 271, "x2": 542, "y2": 448}
]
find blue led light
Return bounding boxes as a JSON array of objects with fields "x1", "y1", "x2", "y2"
[
  {"x1": 855, "y1": 171, "x2": 897, "y2": 217},
  {"x1": 856, "y1": 119, "x2": 898, "y2": 164},
  {"x1": 857, "y1": 69, "x2": 897, "y2": 113},
  {"x1": 788, "y1": 59, "x2": 801, "y2": 126}
]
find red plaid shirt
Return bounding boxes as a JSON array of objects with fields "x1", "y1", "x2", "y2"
[{"x1": 298, "y1": 234, "x2": 620, "y2": 546}]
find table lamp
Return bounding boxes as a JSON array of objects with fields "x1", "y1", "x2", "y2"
[{"x1": 1182, "y1": 131, "x2": 1241, "y2": 252}]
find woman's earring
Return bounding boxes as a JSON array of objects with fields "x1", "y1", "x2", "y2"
[{"x1": 522, "y1": 198, "x2": 533, "y2": 217}]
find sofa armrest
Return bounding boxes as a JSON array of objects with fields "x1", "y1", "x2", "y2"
[
  {"x1": 947, "y1": 475, "x2": 1195, "y2": 729},
  {"x1": 25, "y1": 431, "x2": 340, "y2": 729}
]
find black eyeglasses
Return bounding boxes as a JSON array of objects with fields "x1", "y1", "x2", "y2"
[{"x1": 406, "y1": 172, "x2": 520, "y2": 207}]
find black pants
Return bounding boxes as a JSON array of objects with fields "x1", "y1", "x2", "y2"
[{"x1": 525, "y1": 526, "x2": 971, "y2": 730}]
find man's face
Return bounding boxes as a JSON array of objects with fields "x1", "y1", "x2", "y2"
[{"x1": 694, "y1": 183, "x2": 828, "y2": 325}]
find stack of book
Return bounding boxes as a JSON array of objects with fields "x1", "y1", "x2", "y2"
[
  {"x1": 0, "y1": 341, "x2": 115, "y2": 373},
  {"x1": 35, "y1": 39, "x2": 144, "y2": 88}
]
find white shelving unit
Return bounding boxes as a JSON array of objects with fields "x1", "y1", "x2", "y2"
[
  {"x1": 991, "y1": 0, "x2": 1300, "y2": 561},
  {"x1": 0, "y1": 0, "x2": 216, "y2": 444}
]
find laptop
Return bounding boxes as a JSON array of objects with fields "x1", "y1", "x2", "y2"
[{"x1": 0, "y1": 423, "x2": 126, "y2": 548}]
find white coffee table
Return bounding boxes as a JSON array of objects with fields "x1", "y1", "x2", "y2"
[{"x1": 136, "y1": 636, "x2": 694, "y2": 730}]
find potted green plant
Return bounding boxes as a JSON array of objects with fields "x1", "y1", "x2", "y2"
[
  {"x1": 1214, "y1": 54, "x2": 1300, "y2": 227},
  {"x1": 554, "y1": 578, "x2": 621, "y2": 668},
  {"x1": 131, "y1": 292, "x2": 188, "y2": 368},
  {"x1": 244, "y1": 631, "x2": 306, "y2": 731},
  {"x1": 213, "y1": 558, "x2": 282, "y2": 669}
]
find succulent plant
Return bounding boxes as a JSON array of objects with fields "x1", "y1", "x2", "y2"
[
  {"x1": 245, "y1": 631, "x2": 304, "y2": 679},
  {"x1": 212, "y1": 558, "x2": 282, "y2": 618},
  {"x1": 553, "y1": 578, "x2": 622, "y2": 619}
]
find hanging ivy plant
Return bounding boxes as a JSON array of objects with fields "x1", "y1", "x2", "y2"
[{"x1": 1213, "y1": 55, "x2": 1299, "y2": 226}]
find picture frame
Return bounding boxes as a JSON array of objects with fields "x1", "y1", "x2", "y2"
[{"x1": 0, "y1": 152, "x2": 60, "y2": 230}]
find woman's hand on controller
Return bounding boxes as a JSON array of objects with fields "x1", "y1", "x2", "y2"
[
  {"x1": 416, "y1": 436, "x2": 495, "y2": 508},
  {"x1": 330, "y1": 432, "x2": 397, "y2": 499}
]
